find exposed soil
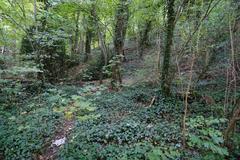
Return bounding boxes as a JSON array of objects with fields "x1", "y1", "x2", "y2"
[{"x1": 37, "y1": 120, "x2": 74, "y2": 160}]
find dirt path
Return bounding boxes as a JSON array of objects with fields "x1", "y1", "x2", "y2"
[
  {"x1": 37, "y1": 120, "x2": 74, "y2": 160},
  {"x1": 37, "y1": 83, "x2": 107, "y2": 160}
]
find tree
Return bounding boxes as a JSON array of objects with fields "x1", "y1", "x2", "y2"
[
  {"x1": 111, "y1": 0, "x2": 130, "y2": 87},
  {"x1": 20, "y1": 0, "x2": 68, "y2": 83},
  {"x1": 85, "y1": 27, "x2": 92, "y2": 62},
  {"x1": 139, "y1": 20, "x2": 152, "y2": 58},
  {"x1": 161, "y1": 0, "x2": 175, "y2": 96},
  {"x1": 72, "y1": 11, "x2": 80, "y2": 55},
  {"x1": 113, "y1": 0, "x2": 130, "y2": 60}
]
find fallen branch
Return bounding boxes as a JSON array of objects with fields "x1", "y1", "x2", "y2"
[{"x1": 148, "y1": 96, "x2": 156, "y2": 107}]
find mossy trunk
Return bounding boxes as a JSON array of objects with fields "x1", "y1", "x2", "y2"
[
  {"x1": 161, "y1": 0, "x2": 175, "y2": 96},
  {"x1": 112, "y1": 0, "x2": 129, "y2": 87},
  {"x1": 113, "y1": 0, "x2": 129, "y2": 59},
  {"x1": 73, "y1": 11, "x2": 80, "y2": 55},
  {"x1": 85, "y1": 28, "x2": 92, "y2": 62},
  {"x1": 139, "y1": 20, "x2": 152, "y2": 58}
]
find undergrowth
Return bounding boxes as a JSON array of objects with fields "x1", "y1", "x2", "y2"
[
  {"x1": 59, "y1": 84, "x2": 232, "y2": 160},
  {"x1": 0, "y1": 81, "x2": 76, "y2": 159},
  {"x1": 0, "y1": 81, "x2": 238, "y2": 159}
]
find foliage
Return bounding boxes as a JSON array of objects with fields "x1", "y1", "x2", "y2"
[
  {"x1": 0, "y1": 82, "x2": 78, "y2": 159},
  {"x1": 59, "y1": 85, "x2": 184, "y2": 159},
  {"x1": 147, "y1": 146, "x2": 181, "y2": 160},
  {"x1": 20, "y1": 27, "x2": 68, "y2": 82},
  {"x1": 0, "y1": 81, "x2": 238, "y2": 159},
  {"x1": 187, "y1": 116, "x2": 228, "y2": 159},
  {"x1": 133, "y1": 53, "x2": 159, "y2": 84},
  {"x1": 103, "y1": 55, "x2": 122, "y2": 76},
  {"x1": 0, "y1": 107, "x2": 61, "y2": 159},
  {"x1": 230, "y1": 133, "x2": 240, "y2": 158},
  {"x1": 0, "y1": 0, "x2": 240, "y2": 159},
  {"x1": 81, "y1": 51, "x2": 105, "y2": 81}
]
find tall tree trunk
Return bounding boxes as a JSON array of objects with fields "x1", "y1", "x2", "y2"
[
  {"x1": 139, "y1": 20, "x2": 152, "y2": 58},
  {"x1": 224, "y1": 99, "x2": 240, "y2": 147},
  {"x1": 91, "y1": 5, "x2": 109, "y2": 83},
  {"x1": 73, "y1": 11, "x2": 80, "y2": 54},
  {"x1": 232, "y1": 0, "x2": 240, "y2": 65},
  {"x1": 161, "y1": 0, "x2": 175, "y2": 96},
  {"x1": 85, "y1": 28, "x2": 92, "y2": 62},
  {"x1": 34, "y1": 0, "x2": 37, "y2": 22},
  {"x1": 112, "y1": 0, "x2": 129, "y2": 87},
  {"x1": 91, "y1": 6, "x2": 108, "y2": 66},
  {"x1": 233, "y1": 0, "x2": 240, "y2": 33},
  {"x1": 70, "y1": 36, "x2": 74, "y2": 55},
  {"x1": 113, "y1": 0, "x2": 129, "y2": 60},
  {"x1": 77, "y1": 32, "x2": 84, "y2": 54}
]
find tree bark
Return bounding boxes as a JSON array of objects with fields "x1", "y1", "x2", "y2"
[
  {"x1": 73, "y1": 11, "x2": 80, "y2": 54},
  {"x1": 77, "y1": 32, "x2": 84, "y2": 54},
  {"x1": 224, "y1": 99, "x2": 240, "y2": 147},
  {"x1": 34, "y1": 0, "x2": 37, "y2": 22},
  {"x1": 85, "y1": 28, "x2": 92, "y2": 62},
  {"x1": 161, "y1": 0, "x2": 175, "y2": 96},
  {"x1": 111, "y1": 0, "x2": 129, "y2": 88},
  {"x1": 113, "y1": 0, "x2": 129, "y2": 60},
  {"x1": 139, "y1": 20, "x2": 152, "y2": 58},
  {"x1": 91, "y1": 5, "x2": 108, "y2": 66}
]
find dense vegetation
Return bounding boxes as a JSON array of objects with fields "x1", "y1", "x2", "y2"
[{"x1": 0, "y1": 0, "x2": 239, "y2": 159}]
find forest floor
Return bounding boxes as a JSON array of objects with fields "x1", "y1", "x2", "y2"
[
  {"x1": 0, "y1": 46, "x2": 239, "y2": 160},
  {"x1": 39, "y1": 49, "x2": 238, "y2": 159},
  {"x1": 39, "y1": 48, "x2": 151, "y2": 159}
]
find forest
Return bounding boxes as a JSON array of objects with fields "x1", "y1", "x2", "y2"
[{"x1": 0, "y1": 0, "x2": 239, "y2": 159}]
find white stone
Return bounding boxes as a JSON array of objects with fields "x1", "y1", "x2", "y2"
[{"x1": 52, "y1": 137, "x2": 66, "y2": 147}]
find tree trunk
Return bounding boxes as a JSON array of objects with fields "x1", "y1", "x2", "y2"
[
  {"x1": 139, "y1": 20, "x2": 152, "y2": 58},
  {"x1": 224, "y1": 99, "x2": 240, "y2": 147},
  {"x1": 91, "y1": 6, "x2": 108, "y2": 66},
  {"x1": 113, "y1": 0, "x2": 129, "y2": 60},
  {"x1": 77, "y1": 32, "x2": 84, "y2": 54},
  {"x1": 34, "y1": 0, "x2": 37, "y2": 22},
  {"x1": 161, "y1": 0, "x2": 175, "y2": 96},
  {"x1": 233, "y1": 0, "x2": 240, "y2": 33},
  {"x1": 85, "y1": 28, "x2": 92, "y2": 62},
  {"x1": 73, "y1": 11, "x2": 80, "y2": 54},
  {"x1": 112, "y1": 0, "x2": 129, "y2": 87},
  {"x1": 232, "y1": 0, "x2": 240, "y2": 66}
]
